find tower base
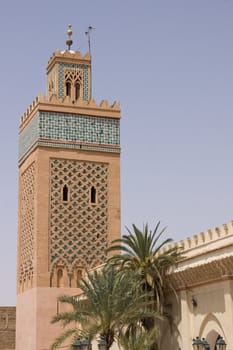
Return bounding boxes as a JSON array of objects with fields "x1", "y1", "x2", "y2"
[{"x1": 16, "y1": 287, "x2": 79, "y2": 350}]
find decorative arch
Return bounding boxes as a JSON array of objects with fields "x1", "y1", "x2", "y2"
[
  {"x1": 71, "y1": 259, "x2": 86, "y2": 288},
  {"x1": 50, "y1": 258, "x2": 69, "y2": 287},
  {"x1": 199, "y1": 313, "x2": 226, "y2": 350},
  {"x1": 64, "y1": 68, "x2": 83, "y2": 101},
  {"x1": 57, "y1": 269, "x2": 63, "y2": 288}
]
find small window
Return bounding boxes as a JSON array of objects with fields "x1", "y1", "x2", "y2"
[
  {"x1": 63, "y1": 185, "x2": 68, "y2": 202},
  {"x1": 75, "y1": 82, "x2": 80, "y2": 100},
  {"x1": 65, "y1": 81, "x2": 71, "y2": 96},
  {"x1": 91, "y1": 186, "x2": 96, "y2": 204}
]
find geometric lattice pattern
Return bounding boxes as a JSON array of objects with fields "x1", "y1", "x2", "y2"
[
  {"x1": 19, "y1": 111, "x2": 120, "y2": 162},
  {"x1": 49, "y1": 158, "x2": 108, "y2": 270},
  {"x1": 64, "y1": 67, "x2": 83, "y2": 85},
  {"x1": 19, "y1": 163, "x2": 35, "y2": 283},
  {"x1": 58, "y1": 63, "x2": 89, "y2": 100}
]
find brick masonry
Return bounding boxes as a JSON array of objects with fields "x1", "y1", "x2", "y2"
[{"x1": 0, "y1": 307, "x2": 16, "y2": 350}]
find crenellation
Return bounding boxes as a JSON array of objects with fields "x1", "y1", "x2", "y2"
[
  {"x1": 215, "y1": 227, "x2": 220, "y2": 237},
  {"x1": 187, "y1": 237, "x2": 191, "y2": 249},
  {"x1": 164, "y1": 220, "x2": 233, "y2": 257},
  {"x1": 100, "y1": 100, "x2": 109, "y2": 108},
  {"x1": 19, "y1": 94, "x2": 45, "y2": 128},
  {"x1": 159, "y1": 220, "x2": 233, "y2": 258},
  {"x1": 223, "y1": 223, "x2": 228, "y2": 234},
  {"x1": 179, "y1": 240, "x2": 185, "y2": 250},
  {"x1": 87, "y1": 98, "x2": 98, "y2": 107},
  {"x1": 207, "y1": 228, "x2": 212, "y2": 240},
  {"x1": 19, "y1": 93, "x2": 121, "y2": 131},
  {"x1": 200, "y1": 231, "x2": 205, "y2": 243},
  {"x1": 47, "y1": 50, "x2": 91, "y2": 73},
  {"x1": 111, "y1": 101, "x2": 120, "y2": 109},
  {"x1": 194, "y1": 234, "x2": 198, "y2": 245},
  {"x1": 62, "y1": 94, "x2": 71, "y2": 104}
]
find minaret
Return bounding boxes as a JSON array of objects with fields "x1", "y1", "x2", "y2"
[{"x1": 16, "y1": 26, "x2": 121, "y2": 350}]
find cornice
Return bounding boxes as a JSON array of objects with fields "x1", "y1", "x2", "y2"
[{"x1": 168, "y1": 254, "x2": 233, "y2": 290}]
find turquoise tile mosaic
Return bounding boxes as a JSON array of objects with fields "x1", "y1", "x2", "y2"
[
  {"x1": 19, "y1": 113, "x2": 39, "y2": 161},
  {"x1": 19, "y1": 111, "x2": 120, "y2": 161},
  {"x1": 58, "y1": 63, "x2": 89, "y2": 100},
  {"x1": 39, "y1": 112, "x2": 120, "y2": 144}
]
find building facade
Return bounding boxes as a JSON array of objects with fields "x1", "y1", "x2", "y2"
[
  {"x1": 13, "y1": 27, "x2": 233, "y2": 350},
  {"x1": 161, "y1": 221, "x2": 233, "y2": 350},
  {"x1": 0, "y1": 307, "x2": 16, "y2": 350},
  {"x1": 16, "y1": 28, "x2": 121, "y2": 350}
]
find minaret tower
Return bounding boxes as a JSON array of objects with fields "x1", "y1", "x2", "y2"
[{"x1": 16, "y1": 26, "x2": 121, "y2": 350}]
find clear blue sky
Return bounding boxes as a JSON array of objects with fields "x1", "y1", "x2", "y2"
[{"x1": 1, "y1": 0, "x2": 233, "y2": 305}]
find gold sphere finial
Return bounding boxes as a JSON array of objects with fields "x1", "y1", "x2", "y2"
[
  {"x1": 67, "y1": 24, "x2": 73, "y2": 37},
  {"x1": 66, "y1": 24, "x2": 73, "y2": 50}
]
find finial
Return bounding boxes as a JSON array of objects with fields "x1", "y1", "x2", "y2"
[{"x1": 66, "y1": 24, "x2": 73, "y2": 50}]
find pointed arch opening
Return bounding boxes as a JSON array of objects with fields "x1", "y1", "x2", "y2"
[
  {"x1": 75, "y1": 81, "x2": 81, "y2": 100},
  {"x1": 90, "y1": 186, "x2": 96, "y2": 204},
  {"x1": 65, "y1": 81, "x2": 71, "y2": 97},
  {"x1": 62, "y1": 185, "x2": 69, "y2": 202}
]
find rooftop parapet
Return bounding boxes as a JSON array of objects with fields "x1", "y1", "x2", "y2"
[
  {"x1": 47, "y1": 50, "x2": 91, "y2": 73},
  {"x1": 19, "y1": 93, "x2": 121, "y2": 132},
  {"x1": 160, "y1": 220, "x2": 233, "y2": 259}
]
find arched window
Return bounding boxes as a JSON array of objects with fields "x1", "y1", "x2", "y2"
[
  {"x1": 91, "y1": 186, "x2": 96, "y2": 204},
  {"x1": 62, "y1": 185, "x2": 68, "y2": 202},
  {"x1": 65, "y1": 81, "x2": 71, "y2": 97},
  {"x1": 75, "y1": 82, "x2": 80, "y2": 100},
  {"x1": 57, "y1": 269, "x2": 63, "y2": 288}
]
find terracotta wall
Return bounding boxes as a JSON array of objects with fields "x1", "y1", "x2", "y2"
[{"x1": 0, "y1": 307, "x2": 16, "y2": 350}]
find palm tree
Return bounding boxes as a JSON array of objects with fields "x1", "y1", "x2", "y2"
[
  {"x1": 107, "y1": 222, "x2": 182, "y2": 330},
  {"x1": 51, "y1": 266, "x2": 158, "y2": 350},
  {"x1": 118, "y1": 327, "x2": 159, "y2": 350}
]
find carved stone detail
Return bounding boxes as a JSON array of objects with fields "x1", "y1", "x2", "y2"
[
  {"x1": 19, "y1": 163, "x2": 35, "y2": 285},
  {"x1": 49, "y1": 158, "x2": 108, "y2": 286}
]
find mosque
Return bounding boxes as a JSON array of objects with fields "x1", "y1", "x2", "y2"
[{"x1": 0, "y1": 26, "x2": 232, "y2": 350}]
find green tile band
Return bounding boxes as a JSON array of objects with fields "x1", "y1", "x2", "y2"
[{"x1": 19, "y1": 111, "x2": 120, "y2": 161}]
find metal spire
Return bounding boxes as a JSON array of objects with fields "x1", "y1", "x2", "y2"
[
  {"x1": 85, "y1": 26, "x2": 94, "y2": 99},
  {"x1": 66, "y1": 24, "x2": 73, "y2": 50},
  {"x1": 85, "y1": 26, "x2": 94, "y2": 56}
]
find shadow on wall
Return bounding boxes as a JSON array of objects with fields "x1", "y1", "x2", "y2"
[{"x1": 160, "y1": 294, "x2": 182, "y2": 350}]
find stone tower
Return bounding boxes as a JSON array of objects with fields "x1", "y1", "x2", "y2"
[{"x1": 16, "y1": 27, "x2": 121, "y2": 350}]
